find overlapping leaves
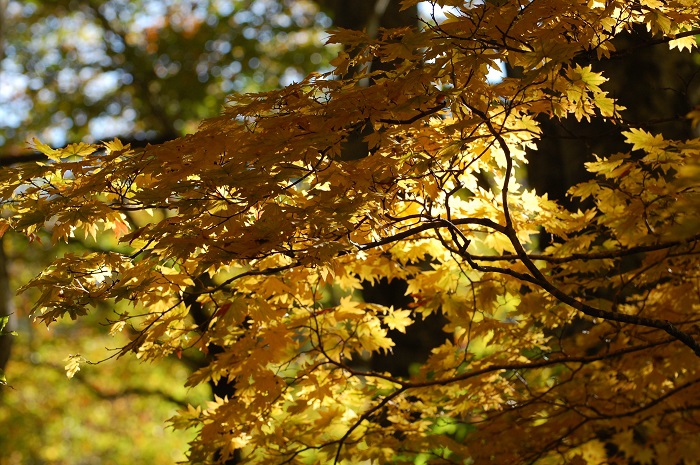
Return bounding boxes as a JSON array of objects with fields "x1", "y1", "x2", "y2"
[{"x1": 2, "y1": 0, "x2": 700, "y2": 463}]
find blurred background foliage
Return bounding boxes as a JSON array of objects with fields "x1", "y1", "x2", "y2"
[
  {"x1": 0, "y1": 0, "x2": 334, "y2": 148},
  {"x1": 0, "y1": 0, "x2": 340, "y2": 463},
  {"x1": 0, "y1": 232, "x2": 212, "y2": 464}
]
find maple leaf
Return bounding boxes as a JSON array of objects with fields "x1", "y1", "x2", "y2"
[
  {"x1": 383, "y1": 308, "x2": 413, "y2": 333},
  {"x1": 28, "y1": 137, "x2": 62, "y2": 162}
]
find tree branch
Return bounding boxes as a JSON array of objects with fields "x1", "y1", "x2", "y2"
[{"x1": 466, "y1": 102, "x2": 700, "y2": 357}]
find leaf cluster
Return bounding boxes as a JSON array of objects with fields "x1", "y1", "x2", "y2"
[{"x1": 2, "y1": 0, "x2": 700, "y2": 463}]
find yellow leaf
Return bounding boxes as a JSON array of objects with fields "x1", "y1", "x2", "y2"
[
  {"x1": 63, "y1": 142, "x2": 97, "y2": 158},
  {"x1": 109, "y1": 320, "x2": 126, "y2": 336},
  {"x1": 28, "y1": 137, "x2": 61, "y2": 162},
  {"x1": 622, "y1": 128, "x2": 666, "y2": 152},
  {"x1": 669, "y1": 35, "x2": 697, "y2": 53},
  {"x1": 567, "y1": 64, "x2": 607, "y2": 90},
  {"x1": 335, "y1": 296, "x2": 364, "y2": 320},
  {"x1": 64, "y1": 354, "x2": 84, "y2": 379},
  {"x1": 594, "y1": 95, "x2": 618, "y2": 117},
  {"x1": 384, "y1": 309, "x2": 413, "y2": 333},
  {"x1": 103, "y1": 138, "x2": 128, "y2": 153},
  {"x1": 568, "y1": 180, "x2": 600, "y2": 200}
]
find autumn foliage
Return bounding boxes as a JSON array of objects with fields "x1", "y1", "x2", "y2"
[{"x1": 2, "y1": 0, "x2": 700, "y2": 463}]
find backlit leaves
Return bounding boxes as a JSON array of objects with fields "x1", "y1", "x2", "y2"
[{"x1": 2, "y1": 0, "x2": 700, "y2": 464}]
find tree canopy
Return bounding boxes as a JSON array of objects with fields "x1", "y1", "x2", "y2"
[{"x1": 2, "y1": 0, "x2": 700, "y2": 464}]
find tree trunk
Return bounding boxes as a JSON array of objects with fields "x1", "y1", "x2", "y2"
[
  {"x1": 528, "y1": 27, "x2": 700, "y2": 207},
  {"x1": 319, "y1": 0, "x2": 448, "y2": 377},
  {"x1": 0, "y1": 237, "x2": 16, "y2": 393}
]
